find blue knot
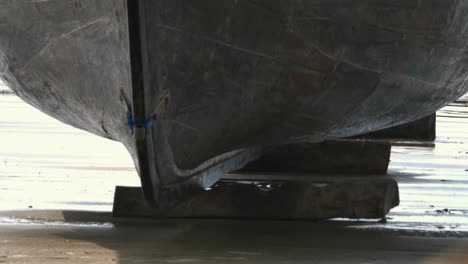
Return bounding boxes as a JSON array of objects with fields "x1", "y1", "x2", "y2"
[{"x1": 127, "y1": 112, "x2": 157, "y2": 137}]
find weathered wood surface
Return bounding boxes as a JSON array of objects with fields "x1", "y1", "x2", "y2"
[
  {"x1": 240, "y1": 140, "x2": 391, "y2": 174},
  {"x1": 357, "y1": 114, "x2": 436, "y2": 142},
  {"x1": 113, "y1": 178, "x2": 399, "y2": 219},
  {"x1": 1, "y1": 1, "x2": 468, "y2": 206}
]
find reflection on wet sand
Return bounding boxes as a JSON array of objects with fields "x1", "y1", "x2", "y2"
[
  {"x1": 1, "y1": 210, "x2": 468, "y2": 264},
  {"x1": 0, "y1": 81, "x2": 140, "y2": 211},
  {"x1": 383, "y1": 94, "x2": 468, "y2": 234}
]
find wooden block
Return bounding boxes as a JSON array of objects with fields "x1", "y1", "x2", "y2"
[
  {"x1": 113, "y1": 178, "x2": 399, "y2": 220},
  {"x1": 239, "y1": 140, "x2": 391, "y2": 174},
  {"x1": 356, "y1": 113, "x2": 436, "y2": 142}
]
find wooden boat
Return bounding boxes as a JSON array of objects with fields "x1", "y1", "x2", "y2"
[{"x1": 1, "y1": 0, "x2": 468, "y2": 208}]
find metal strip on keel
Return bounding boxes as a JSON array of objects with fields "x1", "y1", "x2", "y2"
[{"x1": 126, "y1": 0, "x2": 160, "y2": 207}]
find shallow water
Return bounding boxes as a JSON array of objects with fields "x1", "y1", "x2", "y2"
[
  {"x1": 0, "y1": 81, "x2": 140, "y2": 212},
  {"x1": 382, "y1": 96, "x2": 468, "y2": 233}
]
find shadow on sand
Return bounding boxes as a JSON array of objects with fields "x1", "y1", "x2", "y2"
[{"x1": 52, "y1": 210, "x2": 468, "y2": 264}]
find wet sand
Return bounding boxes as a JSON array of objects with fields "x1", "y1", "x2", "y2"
[
  {"x1": 1, "y1": 215, "x2": 468, "y2": 264},
  {"x1": 1, "y1": 81, "x2": 468, "y2": 263}
]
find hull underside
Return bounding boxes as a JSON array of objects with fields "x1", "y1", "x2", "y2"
[{"x1": 1, "y1": 0, "x2": 468, "y2": 206}]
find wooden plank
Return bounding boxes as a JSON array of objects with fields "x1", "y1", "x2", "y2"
[
  {"x1": 113, "y1": 178, "x2": 399, "y2": 220},
  {"x1": 239, "y1": 140, "x2": 391, "y2": 174},
  {"x1": 356, "y1": 114, "x2": 436, "y2": 142}
]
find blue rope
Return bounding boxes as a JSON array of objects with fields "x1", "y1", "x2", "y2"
[{"x1": 127, "y1": 112, "x2": 157, "y2": 137}]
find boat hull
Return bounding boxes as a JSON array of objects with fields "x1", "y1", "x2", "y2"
[{"x1": 1, "y1": 0, "x2": 468, "y2": 206}]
